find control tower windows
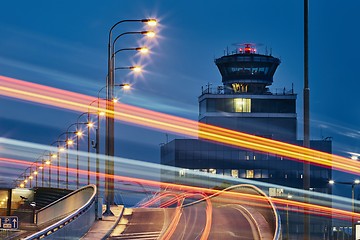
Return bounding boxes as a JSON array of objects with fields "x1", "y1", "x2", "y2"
[
  {"x1": 201, "y1": 98, "x2": 294, "y2": 114},
  {"x1": 232, "y1": 83, "x2": 248, "y2": 93},
  {"x1": 234, "y1": 98, "x2": 251, "y2": 112}
]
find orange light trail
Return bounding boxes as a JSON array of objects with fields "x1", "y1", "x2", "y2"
[
  {"x1": 0, "y1": 75, "x2": 358, "y2": 175},
  {"x1": 140, "y1": 192, "x2": 211, "y2": 240},
  {"x1": 1, "y1": 156, "x2": 357, "y2": 222}
]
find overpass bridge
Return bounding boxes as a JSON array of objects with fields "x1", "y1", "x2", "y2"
[{"x1": 3, "y1": 184, "x2": 281, "y2": 240}]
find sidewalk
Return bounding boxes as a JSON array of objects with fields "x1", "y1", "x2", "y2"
[{"x1": 81, "y1": 205, "x2": 124, "y2": 240}]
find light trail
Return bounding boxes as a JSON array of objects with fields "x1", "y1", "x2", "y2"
[
  {"x1": 0, "y1": 138, "x2": 355, "y2": 213},
  {"x1": 0, "y1": 154, "x2": 357, "y2": 222},
  {"x1": 141, "y1": 192, "x2": 212, "y2": 240},
  {"x1": 1, "y1": 75, "x2": 359, "y2": 175}
]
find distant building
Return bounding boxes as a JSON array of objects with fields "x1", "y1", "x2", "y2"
[{"x1": 160, "y1": 44, "x2": 333, "y2": 239}]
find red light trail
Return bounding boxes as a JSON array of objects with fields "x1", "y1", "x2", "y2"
[
  {"x1": 1, "y1": 75, "x2": 359, "y2": 175},
  {"x1": 0, "y1": 156, "x2": 357, "y2": 222}
]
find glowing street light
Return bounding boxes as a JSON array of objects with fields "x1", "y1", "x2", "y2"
[
  {"x1": 144, "y1": 19, "x2": 157, "y2": 26},
  {"x1": 114, "y1": 66, "x2": 142, "y2": 72},
  {"x1": 75, "y1": 131, "x2": 83, "y2": 137},
  {"x1": 144, "y1": 30, "x2": 155, "y2": 38},
  {"x1": 130, "y1": 66, "x2": 142, "y2": 73},
  {"x1": 329, "y1": 179, "x2": 360, "y2": 228},
  {"x1": 87, "y1": 122, "x2": 94, "y2": 128},
  {"x1": 138, "y1": 47, "x2": 149, "y2": 54},
  {"x1": 121, "y1": 83, "x2": 131, "y2": 90},
  {"x1": 77, "y1": 112, "x2": 98, "y2": 187},
  {"x1": 105, "y1": 18, "x2": 157, "y2": 215}
]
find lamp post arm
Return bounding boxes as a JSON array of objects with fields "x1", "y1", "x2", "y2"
[
  {"x1": 108, "y1": 19, "x2": 150, "y2": 46},
  {"x1": 66, "y1": 123, "x2": 78, "y2": 133},
  {"x1": 112, "y1": 31, "x2": 145, "y2": 53},
  {"x1": 112, "y1": 47, "x2": 138, "y2": 59},
  {"x1": 77, "y1": 112, "x2": 89, "y2": 123}
]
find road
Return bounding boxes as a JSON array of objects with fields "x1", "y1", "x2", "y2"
[{"x1": 108, "y1": 184, "x2": 280, "y2": 239}]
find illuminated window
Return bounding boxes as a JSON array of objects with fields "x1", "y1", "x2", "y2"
[
  {"x1": 246, "y1": 170, "x2": 254, "y2": 178},
  {"x1": 209, "y1": 169, "x2": 216, "y2": 174},
  {"x1": 234, "y1": 98, "x2": 251, "y2": 112},
  {"x1": 231, "y1": 170, "x2": 239, "y2": 178}
]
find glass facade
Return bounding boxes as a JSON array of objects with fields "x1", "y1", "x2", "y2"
[
  {"x1": 0, "y1": 190, "x2": 9, "y2": 216},
  {"x1": 200, "y1": 98, "x2": 295, "y2": 114}
]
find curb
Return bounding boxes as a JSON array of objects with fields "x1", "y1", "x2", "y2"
[{"x1": 100, "y1": 206, "x2": 125, "y2": 240}]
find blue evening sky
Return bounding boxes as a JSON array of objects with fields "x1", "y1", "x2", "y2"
[{"x1": 0, "y1": 1, "x2": 360, "y2": 186}]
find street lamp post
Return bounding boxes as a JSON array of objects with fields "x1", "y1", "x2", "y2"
[
  {"x1": 75, "y1": 115, "x2": 95, "y2": 188},
  {"x1": 89, "y1": 98, "x2": 103, "y2": 192},
  {"x1": 63, "y1": 123, "x2": 87, "y2": 189},
  {"x1": 50, "y1": 140, "x2": 67, "y2": 188},
  {"x1": 58, "y1": 129, "x2": 76, "y2": 189},
  {"x1": 287, "y1": 194, "x2": 292, "y2": 240},
  {"x1": 50, "y1": 141, "x2": 61, "y2": 188},
  {"x1": 105, "y1": 18, "x2": 156, "y2": 215},
  {"x1": 303, "y1": 0, "x2": 310, "y2": 238},
  {"x1": 329, "y1": 179, "x2": 360, "y2": 233},
  {"x1": 89, "y1": 83, "x2": 130, "y2": 192}
]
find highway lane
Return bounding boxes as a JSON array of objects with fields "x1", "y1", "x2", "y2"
[
  {"x1": 108, "y1": 185, "x2": 279, "y2": 239},
  {"x1": 110, "y1": 204, "x2": 273, "y2": 239},
  {"x1": 109, "y1": 208, "x2": 175, "y2": 239}
]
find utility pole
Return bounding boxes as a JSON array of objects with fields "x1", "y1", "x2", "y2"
[{"x1": 303, "y1": 0, "x2": 310, "y2": 239}]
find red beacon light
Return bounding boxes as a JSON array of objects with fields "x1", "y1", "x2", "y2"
[{"x1": 237, "y1": 43, "x2": 257, "y2": 54}]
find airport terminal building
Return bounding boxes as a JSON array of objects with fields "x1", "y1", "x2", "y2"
[{"x1": 160, "y1": 44, "x2": 333, "y2": 239}]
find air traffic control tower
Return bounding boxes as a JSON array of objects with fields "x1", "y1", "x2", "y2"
[
  {"x1": 199, "y1": 44, "x2": 296, "y2": 141},
  {"x1": 161, "y1": 44, "x2": 333, "y2": 238}
]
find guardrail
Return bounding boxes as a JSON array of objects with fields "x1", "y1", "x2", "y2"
[{"x1": 24, "y1": 184, "x2": 97, "y2": 240}]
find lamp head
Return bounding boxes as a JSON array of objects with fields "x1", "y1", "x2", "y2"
[
  {"x1": 120, "y1": 83, "x2": 131, "y2": 90},
  {"x1": 142, "y1": 19, "x2": 157, "y2": 26},
  {"x1": 75, "y1": 131, "x2": 83, "y2": 137},
  {"x1": 137, "y1": 47, "x2": 149, "y2": 54},
  {"x1": 130, "y1": 66, "x2": 142, "y2": 73},
  {"x1": 142, "y1": 31, "x2": 155, "y2": 38}
]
